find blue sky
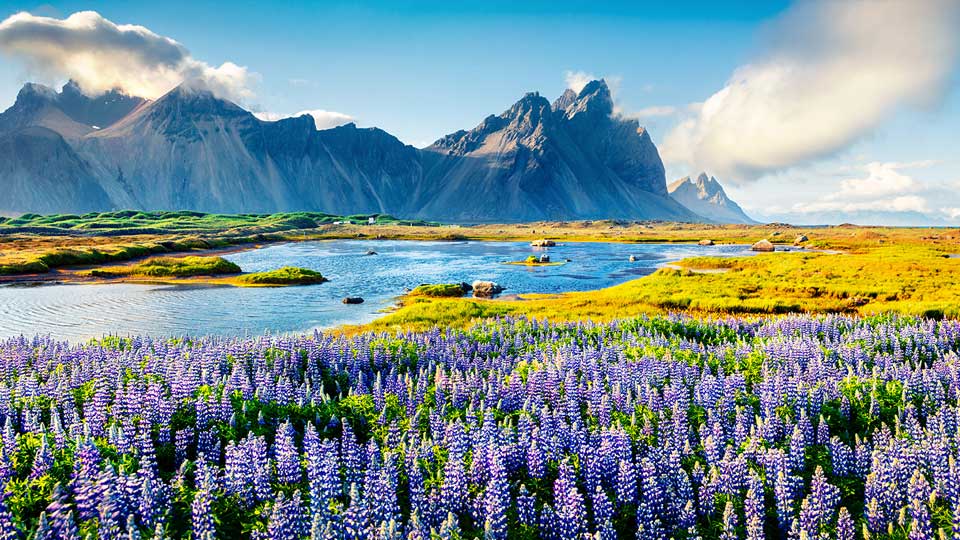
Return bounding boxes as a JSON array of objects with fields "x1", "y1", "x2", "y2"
[{"x1": 0, "y1": 0, "x2": 958, "y2": 224}]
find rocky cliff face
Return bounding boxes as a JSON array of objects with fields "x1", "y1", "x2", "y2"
[
  {"x1": 419, "y1": 80, "x2": 695, "y2": 222},
  {"x1": 667, "y1": 173, "x2": 757, "y2": 224},
  {"x1": 0, "y1": 79, "x2": 703, "y2": 222}
]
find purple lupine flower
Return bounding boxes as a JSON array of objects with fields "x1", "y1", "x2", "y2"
[
  {"x1": 720, "y1": 500, "x2": 738, "y2": 540},
  {"x1": 29, "y1": 436, "x2": 54, "y2": 480},
  {"x1": 616, "y1": 458, "x2": 637, "y2": 508},
  {"x1": 437, "y1": 512, "x2": 461, "y2": 540},
  {"x1": 343, "y1": 484, "x2": 368, "y2": 540},
  {"x1": 517, "y1": 485, "x2": 536, "y2": 527},
  {"x1": 274, "y1": 421, "x2": 301, "y2": 485},
  {"x1": 34, "y1": 512, "x2": 52, "y2": 540},
  {"x1": 441, "y1": 450, "x2": 467, "y2": 516},
  {"x1": 593, "y1": 486, "x2": 616, "y2": 540},
  {"x1": 125, "y1": 514, "x2": 141, "y2": 540},
  {"x1": 0, "y1": 491, "x2": 17, "y2": 540},
  {"x1": 191, "y1": 462, "x2": 216, "y2": 540},
  {"x1": 267, "y1": 491, "x2": 309, "y2": 540},
  {"x1": 745, "y1": 474, "x2": 764, "y2": 540},
  {"x1": 836, "y1": 507, "x2": 854, "y2": 540},
  {"x1": 908, "y1": 470, "x2": 933, "y2": 540},
  {"x1": 45, "y1": 483, "x2": 79, "y2": 540},
  {"x1": 98, "y1": 478, "x2": 124, "y2": 540},
  {"x1": 483, "y1": 456, "x2": 508, "y2": 540}
]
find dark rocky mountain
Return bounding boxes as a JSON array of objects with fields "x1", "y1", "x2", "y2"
[
  {"x1": 0, "y1": 79, "x2": 703, "y2": 222},
  {"x1": 419, "y1": 80, "x2": 695, "y2": 222},
  {"x1": 668, "y1": 173, "x2": 757, "y2": 224}
]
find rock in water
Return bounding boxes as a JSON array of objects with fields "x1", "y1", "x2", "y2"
[
  {"x1": 751, "y1": 239, "x2": 775, "y2": 252},
  {"x1": 628, "y1": 255, "x2": 637, "y2": 262},
  {"x1": 698, "y1": 239, "x2": 714, "y2": 246},
  {"x1": 342, "y1": 297, "x2": 364, "y2": 304},
  {"x1": 531, "y1": 239, "x2": 556, "y2": 247},
  {"x1": 472, "y1": 281, "x2": 504, "y2": 298}
]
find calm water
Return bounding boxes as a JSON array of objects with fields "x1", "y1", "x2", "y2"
[{"x1": 0, "y1": 240, "x2": 754, "y2": 341}]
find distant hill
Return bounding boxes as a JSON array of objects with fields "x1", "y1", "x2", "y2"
[
  {"x1": 668, "y1": 173, "x2": 757, "y2": 224},
  {"x1": 0, "y1": 79, "x2": 702, "y2": 222}
]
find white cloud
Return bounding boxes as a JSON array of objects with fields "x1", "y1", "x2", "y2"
[
  {"x1": 661, "y1": 0, "x2": 960, "y2": 181},
  {"x1": 796, "y1": 195, "x2": 929, "y2": 215},
  {"x1": 563, "y1": 70, "x2": 596, "y2": 94},
  {"x1": 0, "y1": 11, "x2": 256, "y2": 102},
  {"x1": 939, "y1": 207, "x2": 960, "y2": 220},
  {"x1": 787, "y1": 161, "x2": 939, "y2": 215},
  {"x1": 254, "y1": 109, "x2": 354, "y2": 130},
  {"x1": 631, "y1": 105, "x2": 677, "y2": 118},
  {"x1": 823, "y1": 161, "x2": 928, "y2": 201}
]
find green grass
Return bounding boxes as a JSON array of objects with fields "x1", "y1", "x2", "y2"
[
  {"x1": 0, "y1": 210, "x2": 435, "y2": 236},
  {"x1": 409, "y1": 283, "x2": 468, "y2": 297},
  {"x1": 233, "y1": 266, "x2": 327, "y2": 285},
  {"x1": 353, "y1": 242, "x2": 960, "y2": 333},
  {"x1": 88, "y1": 256, "x2": 241, "y2": 278}
]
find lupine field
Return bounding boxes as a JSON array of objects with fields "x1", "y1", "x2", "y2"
[{"x1": 0, "y1": 314, "x2": 958, "y2": 540}]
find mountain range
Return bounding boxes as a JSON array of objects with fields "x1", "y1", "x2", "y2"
[{"x1": 0, "y1": 79, "x2": 752, "y2": 223}]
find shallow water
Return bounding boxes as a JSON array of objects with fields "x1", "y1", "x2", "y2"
[{"x1": 0, "y1": 240, "x2": 753, "y2": 341}]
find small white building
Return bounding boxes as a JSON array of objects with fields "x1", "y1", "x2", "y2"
[{"x1": 368, "y1": 217, "x2": 376, "y2": 224}]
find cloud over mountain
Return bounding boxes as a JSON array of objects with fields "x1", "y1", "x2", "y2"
[
  {"x1": 0, "y1": 11, "x2": 255, "y2": 102},
  {"x1": 662, "y1": 0, "x2": 960, "y2": 181}
]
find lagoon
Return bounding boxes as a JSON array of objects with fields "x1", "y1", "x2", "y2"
[{"x1": 0, "y1": 240, "x2": 753, "y2": 340}]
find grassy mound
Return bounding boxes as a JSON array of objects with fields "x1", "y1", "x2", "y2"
[
  {"x1": 89, "y1": 256, "x2": 241, "y2": 278},
  {"x1": 410, "y1": 283, "x2": 468, "y2": 297},
  {"x1": 234, "y1": 266, "x2": 327, "y2": 285}
]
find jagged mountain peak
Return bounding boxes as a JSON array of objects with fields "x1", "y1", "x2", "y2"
[
  {"x1": 2, "y1": 81, "x2": 146, "y2": 137},
  {"x1": 2, "y1": 78, "x2": 703, "y2": 223},
  {"x1": 150, "y1": 84, "x2": 245, "y2": 116},
  {"x1": 16, "y1": 82, "x2": 58, "y2": 103},
  {"x1": 557, "y1": 79, "x2": 614, "y2": 119},
  {"x1": 668, "y1": 173, "x2": 756, "y2": 224},
  {"x1": 552, "y1": 88, "x2": 577, "y2": 111}
]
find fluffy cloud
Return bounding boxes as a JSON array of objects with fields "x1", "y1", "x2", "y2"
[
  {"x1": 787, "y1": 161, "x2": 936, "y2": 215},
  {"x1": 254, "y1": 110, "x2": 354, "y2": 130},
  {"x1": 0, "y1": 11, "x2": 256, "y2": 102},
  {"x1": 662, "y1": 0, "x2": 960, "y2": 180},
  {"x1": 563, "y1": 71, "x2": 596, "y2": 94}
]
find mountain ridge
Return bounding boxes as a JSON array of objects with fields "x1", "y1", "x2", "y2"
[
  {"x1": 668, "y1": 172, "x2": 757, "y2": 224},
  {"x1": 1, "y1": 79, "x2": 703, "y2": 222}
]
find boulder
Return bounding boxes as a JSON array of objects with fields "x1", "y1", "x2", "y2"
[
  {"x1": 531, "y1": 239, "x2": 556, "y2": 247},
  {"x1": 698, "y1": 239, "x2": 714, "y2": 246},
  {"x1": 365, "y1": 250, "x2": 378, "y2": 256},
  {"x1": 628, "y1": 255, "x2": 637, "y2": 262},
  {"x1": 751, "y1": 239, "x2": 775, "y2": 252},
  {"x1": 472, "y1": 280, "x2": 504, "y2": 298},
  {"x1": 539, "y1": 254, "x2": 550, "y2": 263},
  {"x1": 794, "y1": 234, "x2": 809, "y2": 245},
  {"x1": 342, "y1": 297, "x2": 364, "y2": 304}
]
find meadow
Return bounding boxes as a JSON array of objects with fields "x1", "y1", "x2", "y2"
[{"x1": 0, "y1": 314, "x2": 956, "y2": 540}]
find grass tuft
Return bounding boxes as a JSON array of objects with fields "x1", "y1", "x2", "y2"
[
  {"x1": 88, "y1": 256, "x2": 241, "y2": 278},
  {"x1": 233, "y1": 266, "x2": 327, "y2": 285},
  {"x1": 409, "y1": 283, "x2": 468, "y2": 297}
]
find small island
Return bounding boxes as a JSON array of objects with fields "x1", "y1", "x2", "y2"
[
  {"x1": 504, "y1": 254, "x2": 567, "y2": 267},
  {"x1": 81, "y1": 256, "x2": 327, "y2": 287}
]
